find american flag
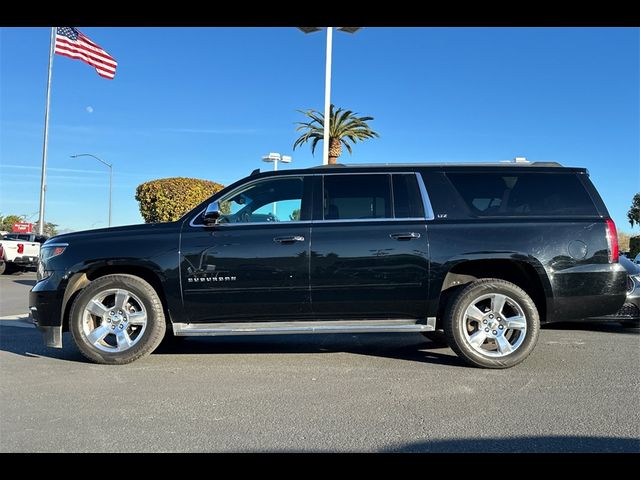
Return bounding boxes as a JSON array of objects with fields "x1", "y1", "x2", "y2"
[{"x1": 54, "y1": 27, "x2": 117, "y2": 79}]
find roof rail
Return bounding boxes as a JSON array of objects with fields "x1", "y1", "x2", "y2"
[
  {"x1": 531, "y1": 162, "x2": 563, "y2": 167},
  {"x1": 310, "y1": 163, "x2": 346, "y2": 168}
]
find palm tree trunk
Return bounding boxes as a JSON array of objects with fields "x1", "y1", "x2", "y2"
[{"x1": 328, "y1": 138, "x2": 342, "y2": 164}]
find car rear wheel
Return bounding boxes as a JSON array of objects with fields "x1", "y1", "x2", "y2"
[
  {"x1": 70, "y1": 274, "x2": 166, "y2": 364},
  {"x1": 443, "y1": 278, "x2": 540, "y2": 369}
]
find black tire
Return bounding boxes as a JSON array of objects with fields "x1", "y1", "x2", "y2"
[
  {"x1": 0, "y1": 262, "x2": 6, "y2": 275},
  {"x1": 421, "y1": 330, "x2": 448, "y2": 346},
  {"x1": 443, "y1": 278, "x2": 540, "y2": 369},
  {"x1": 1, "y1": 262, "x2": 17, "y2": 275},
  {"x1": 70, "y1": 274, "x2": 166, "y2": 364}
]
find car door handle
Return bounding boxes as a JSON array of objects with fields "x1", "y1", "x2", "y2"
[
  {"x1": 273, "y1": 235, "x2": 305, "y2": 244},
  {"x1": 390, "y1": 232, "x2": 421, "y2": 240}
]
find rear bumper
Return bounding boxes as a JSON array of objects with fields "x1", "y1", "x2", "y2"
[
  {"x1": 546, "y1": 263, "x2": 628, "y2": 322},
  {"x1": 13, "y1": 255, "x2": 39, "y2": 267},
  {"x1": 586, "y1": 281, "x2": 640, "y2": 322}
]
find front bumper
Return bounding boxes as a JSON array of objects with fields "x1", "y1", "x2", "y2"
[{"x1": 29, "y1": 273, "x2": 66, "y2": 348}]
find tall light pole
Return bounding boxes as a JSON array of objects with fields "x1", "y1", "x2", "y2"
[
  {"x1": 261, "y1": 152, "x2": 292, "y2": 216},
  {"x1": 70, "y1": 153, "x2": 113, "y2": 227},
  {"x1": 298, "y1": 27, "x2": 362, "y2": 165}
]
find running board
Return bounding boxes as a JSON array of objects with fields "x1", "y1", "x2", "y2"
[{"x1": 172, "y1": 318, "x2": 436, "y2": 337}]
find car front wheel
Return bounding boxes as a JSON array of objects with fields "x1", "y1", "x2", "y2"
[
  {"x1": 443, "y1": 278, "x2": 540, "y2": 369},
  {"x1": 69, "y1": 274, "x2": 166, "y2": 364}
]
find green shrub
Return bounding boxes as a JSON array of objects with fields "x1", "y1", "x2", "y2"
[{"x1": 135, "y1": 177, "x2": 225, "y2": 223}]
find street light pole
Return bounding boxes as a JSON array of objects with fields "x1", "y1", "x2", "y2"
[
  {"x1": 298, "y1": 27, "x2": 362, "y2": 165},
  {"x1": 262, "y1": 152, "x2": 292, "y2": 216},
  {"x1": 322, "y1": 27, "x2": 333, "y2": 166},
  {"x1": 70, "y1": 153, "x2": 113, "y2": 227}
]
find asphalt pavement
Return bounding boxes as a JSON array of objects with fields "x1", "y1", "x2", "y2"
[{"x1": 1, "y1": 272, "x2": 639, "y2": 452}]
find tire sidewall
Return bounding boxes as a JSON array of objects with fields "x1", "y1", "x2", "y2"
[
  {"x1": 444, "y1": 280, "x2": 540, "y2": 368},
  {"x1": 70, "y1": 274, "x2": 166, "y2": 364}
]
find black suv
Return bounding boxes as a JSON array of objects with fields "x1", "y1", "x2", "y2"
[{"x1": 30, "y1": 161, "x2": 627, "y2": 368}]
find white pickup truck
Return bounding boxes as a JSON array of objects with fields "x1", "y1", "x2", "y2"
[{"x1": 0, "y1": 233, "x2": 48, "y2": 275}]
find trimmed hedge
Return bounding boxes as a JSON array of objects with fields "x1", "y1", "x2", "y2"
[{"x1": 135, "y1": 177, "x2": 225, "y2": 223}]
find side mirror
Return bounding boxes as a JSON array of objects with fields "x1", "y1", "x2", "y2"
[{"x1": 203, "y1": 201, "x2": 222, "y2": 226}]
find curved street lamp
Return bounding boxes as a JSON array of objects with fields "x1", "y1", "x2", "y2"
[
  {"x1": 70, "y1": 153, "x2": 113, "y2": 227},
  {"x1": 298, "y1": 27, "x2": 362, "y2": 165}
]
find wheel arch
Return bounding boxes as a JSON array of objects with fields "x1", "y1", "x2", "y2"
[
  {"x1": 61, "y1": 265, "x2": 171, "y2": 332},
  {"x1": 434, "y1": 256, "x2": 551, "y2": 326}
]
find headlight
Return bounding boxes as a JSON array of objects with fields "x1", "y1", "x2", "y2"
[
  {"x1": 40, "y1": 243, "x2": 68, "y2": 261},
  {"x1": 37, "y1": 243, "x2": 68, "y2": 281},
  {"x1": 629, "y1": 275, "x2": 640, "y2": 294}
]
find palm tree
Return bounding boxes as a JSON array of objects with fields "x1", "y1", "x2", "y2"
[{"x1": 293, "y1": 104, "x2": 379, "y2": 164}]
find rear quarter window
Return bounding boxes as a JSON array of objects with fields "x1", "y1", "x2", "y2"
[{"x1": 445, "y1": 172, "x2": 598, "y2": 217}]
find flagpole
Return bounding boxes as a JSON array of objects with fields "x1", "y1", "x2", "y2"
[{"x1": 37, "y1": 27, "x2": 55, "y2": 236}]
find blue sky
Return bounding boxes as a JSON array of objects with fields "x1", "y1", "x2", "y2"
[{"x1": 1, "y1": 27, "x2": 638, "y2": 234}]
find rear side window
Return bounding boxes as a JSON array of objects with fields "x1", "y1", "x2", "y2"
[
  {"x1": 393, "y1": 174, "x2": 424, "y2": 218},
  {"x1": 446, "y1": 172, "x2": 598, "y2": 217},
  {"x1": 323, "y1": 174, "x2": 392, "y2": 220}
]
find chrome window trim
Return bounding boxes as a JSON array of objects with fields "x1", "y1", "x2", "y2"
[
  {"x1": 188, "y1": 171, "x2": 434, "y2": 228},
  {"x1": 415, "y1": 172, "x2": 435, "y2": 220},
  {"x1": 312, "y1": 217, "x2": 426, "y2": 224}
]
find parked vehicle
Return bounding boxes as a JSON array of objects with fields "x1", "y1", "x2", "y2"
[
  {"x1": 0, "y1": 233, "x2": 46, "y2": 274},
  {"x1": 2, "y1": 233, "x2": 48, "y2": 243},
  {"x1": 30, "y1": 160, "x2": 627, "y2": 367}
]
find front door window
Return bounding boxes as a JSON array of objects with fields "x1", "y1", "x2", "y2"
[{"x1": 218, "y1": 177, "x2": 303, "y2": 224}]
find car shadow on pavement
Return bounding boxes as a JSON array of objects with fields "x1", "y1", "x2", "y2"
[
  {"x1": 0, "y1": 324, "x2": 464, "y2": 366},
  {"x1": 381, "y1": 435, "x2": 640, "y2": 453},
  {"x1": 10, "y1": 279, "x2": 37, "y2": 287},
  {"x1": 542, "y1": 321, "x2": 640, "y2": 335},
  {"x1": 0, "y1": 325, "x2": 84, "y2": 362},
  {"x1": 3, "y1": 322, "x2": 636, "y2": 366},
  {"x1": 154, "y1": 333, "x2": 465, "y2": 366}
]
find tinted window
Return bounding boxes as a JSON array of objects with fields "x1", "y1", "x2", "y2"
[
  {"x1": 393, "y1": 174, "x2": 424, "y2": 218},
  {"x1": 446, "y1": 172, "x2": 598, "y2": 216},
  {"x1": 323, "y1": 174, "x2": 391, "y2": 220},
  {"x1": 216, "y1": 177, "x2": 304, "y2": 224},
  {"x1": 3, "y1": 234, "x2": 30, "y2": 241}
]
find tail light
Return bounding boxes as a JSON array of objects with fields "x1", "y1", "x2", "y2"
[
  {"x1": 0, "y1": 245, "x2": 3, "y2": 258},
  {"x1": 17, "y1": 243, "x2": 24, "y2": 254},
  {"x1": 605, "y1": 218, "x2": 619, "y2": 263}
]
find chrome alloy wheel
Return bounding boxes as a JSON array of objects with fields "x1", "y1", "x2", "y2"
[
  {"x1": 462, "y1": 293, "x2": 527, "y2": 357},
  {"x1": 81, "y1": 288, "x2": 148, "y2": 353}
]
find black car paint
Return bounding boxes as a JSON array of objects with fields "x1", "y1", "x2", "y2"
[{"x1": 30, "y1": 164, "x2": 628, "y2": 342}]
